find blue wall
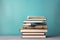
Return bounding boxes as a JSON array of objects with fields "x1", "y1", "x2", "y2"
[{"x1": 0, "y1": 0, "x2": 60, "y2": 36}]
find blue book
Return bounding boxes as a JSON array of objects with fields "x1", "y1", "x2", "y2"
[{"x1": 31, "y1": 23, "x2": 46, "y2": 27}]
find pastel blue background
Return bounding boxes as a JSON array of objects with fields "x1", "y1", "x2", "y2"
[{"x1": 0, "y1": 0, "x2": 60, "y2": 36}]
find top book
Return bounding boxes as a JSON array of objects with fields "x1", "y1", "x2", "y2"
[{"x1": 27, "y1": 16, "x2": 47, "y2": 21}]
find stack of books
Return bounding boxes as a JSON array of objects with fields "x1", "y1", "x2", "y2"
[{"x1": 20, "y1": 16, "x2": 47, "y2": 38}]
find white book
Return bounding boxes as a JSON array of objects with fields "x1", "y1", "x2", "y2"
[
  {"x1": 23, "y1": 24, "x2": 31, "y2": 25},
  {"x1": 27, "y1": 19, "x2": 46, "y2": 21},
  {"x1": 27, "y1": 16, "x2": 46, "y2": 19},
  {"x1": 27, "y1": 16, "x2": 46, "y2": 20},
  {"x1": 22, "y1": 36, "x2": 46, "y2": 38},
  {"x1": 20, "y1": 29, "x2": 47, "y2": 32},
  {"x1": 22, "y1": 33, "x2": 44, "y2": 34},
  {"x1": 23, "y1": 21, "x2": 45, "y2": 23}
]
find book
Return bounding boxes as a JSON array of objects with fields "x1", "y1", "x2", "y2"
[
  {"x1": 23, "y1": 25, "x2": 47, "y2": 29},
  {"x1": 23, "y1": 21, "x2": 45, "y2": 23},
  {"x1": 22, "y1": 34, "x2": 44, "y2": 36},
  {"x1": 22, "y1": 33, "x2": 44, "y2": 35},
  {"x1": 22, "y1": 32, "x2": 45, "y2": 36},
  {"x1": 27, "y1": 19, "x2": 46, "y2": 21},
  {"x1": 23, "y1": 22, "x2": 46, "y2": 26},
  {"x1": 27, "y1": 16, "x2": 46, "y2": 19},
  {"x1": 31, "y1": 23, "x2": 46, "y2": 26},
  {"x1": 22, "y1": 36, "x2": 46, "y2": 38},
  {"x1": 23, "y1": 24, "x2": 31, "y2": 25},
  {"x1": 20, "y1": 29, "x2": 47, "y2": 32}
]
